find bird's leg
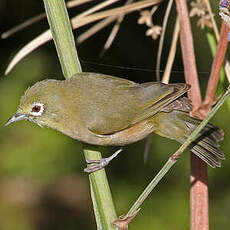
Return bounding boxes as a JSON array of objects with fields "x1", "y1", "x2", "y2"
[{"x1": 84, "y1": 148, "x2": 123, "y2": 173}]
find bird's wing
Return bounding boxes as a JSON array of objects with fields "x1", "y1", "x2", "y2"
[
  {"x1": 73, "y1": 73, "x2": 190, "y2": 135},
  {"x1": 160, "y1": 97, "x2": 192, "y2": 113},
  {"x1": 130, "y1": 82, "x2": 190, "y2": 125}
]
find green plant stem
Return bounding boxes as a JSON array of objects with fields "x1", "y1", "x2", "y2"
[
  {"x1": 44, "y1": 0, "x2": 81, "y2": 77},
  {"x1": 43, "y1": 1, "x2": 117, "y2": 229},
  {"x1": 84, "y1": 145, "x2": 118, "y2": 229},
  {"x1": 126, "y1": 86, "x2": 230, "y2": 218},
  {"x1": 127, "y1": 157, "x2": 175, "y2": 216}
]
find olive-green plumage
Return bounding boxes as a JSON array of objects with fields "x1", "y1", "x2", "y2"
[{"x1": 7, "y1": 72, "x2": 225, "y2": 167}]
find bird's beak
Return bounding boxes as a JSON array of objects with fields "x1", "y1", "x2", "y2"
[{"x1": 5, "y1": 113, "x2": 28, "y2": 126}]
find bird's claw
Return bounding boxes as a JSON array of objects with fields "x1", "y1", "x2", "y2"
[
  {"x1": 84, "y1": 158, "x2": 110, "y2": 173},
  {"x1": 84, "y1": 148, "x2": 122, "y2": 173}
]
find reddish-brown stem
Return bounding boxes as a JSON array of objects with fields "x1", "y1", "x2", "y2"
[
  {"x1": 175, "y1": 0, "x2": 201, "y2": 110},
  {"x1": 190, "y1": 155, "x2": 209, "y2": 230},
  {"x1": 189, "y1": 23, "x2": 229, "y2": 230},
  {"x1": 204, "y1": 22, "x2": 229, "y2": 106},
  {"x1": 175, "y1": 0, "x2": 209, "y2": 230}
]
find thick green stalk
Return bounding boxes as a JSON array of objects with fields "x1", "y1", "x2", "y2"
[
  {"x1": 84, "y1": 145, "x2": 118, "y2": 229},
  {"x1": 125, "y1": 86, "x2": 230, "y2": 218},
  {"x1": 43, "y1": 0, "x2": 117, "y2": 229},
  {"x1": 44, "y1": 0, "x2": 81, "y2": 77}
]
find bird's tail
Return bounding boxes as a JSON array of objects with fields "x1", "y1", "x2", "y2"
[
  {"x1": 151, "y1": 110, "x2": 225, "y2": 167},
  {"x1": 184, "y1": 120, "x2": 225, "y2": 168}
]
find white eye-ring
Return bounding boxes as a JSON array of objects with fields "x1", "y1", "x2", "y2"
[{"x1": 30, "y1": 102, "x2": 44, "y2": 116}]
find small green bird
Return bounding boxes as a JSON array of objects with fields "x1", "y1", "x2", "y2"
[{"x1": 6, "y1": 72, "x2": 224, "y2": 171}]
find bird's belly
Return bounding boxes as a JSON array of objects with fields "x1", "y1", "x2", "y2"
[{"x1": 69, "y1": 119, "x2": 156, "y2": 146}]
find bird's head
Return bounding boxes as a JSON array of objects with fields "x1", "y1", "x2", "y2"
[{"x1": 5, "y1": 79, "x2": 63, "y2": 128}]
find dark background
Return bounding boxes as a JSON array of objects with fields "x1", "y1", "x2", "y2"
[{"x1": 0, "y1": 1, "x2": 229, "y2": 230}]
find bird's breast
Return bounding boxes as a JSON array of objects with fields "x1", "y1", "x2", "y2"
[{"x1": 68, "y1": 119, "x2": 156, "y2": 146}]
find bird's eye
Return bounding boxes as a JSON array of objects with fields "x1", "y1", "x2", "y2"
[
  {"x1": 30, "y1": 103, "x2": 44, "y2": 116},
  {"x1": 32, "y1": 105, "x2": 41, "y2": 113}
]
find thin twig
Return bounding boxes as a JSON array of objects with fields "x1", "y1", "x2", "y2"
[
  {"x1": 66, "y1": 0, "x2": 93, "y2": 8},
  {"x1": 1, "y1": 14, "x2": 46, "y2": 39},
  {"x1": 204, "y1": 0, "x2": 219, "y2": 40},
  {"x1": 100, "y1": 0, "x2": 133, "y2": 57},
  {"x1": 161, "y1": 17, "x2": 180, "y2": 84},
  {"x1": 77, "y1": 16, "x2": 117, "y2": 43},
  {"x1": 74, "y1": 0, "x2": 122, "y2": 19},
  {"x1": 70, "y1": 0, "x2": 162, "y2": 29},
  {"x1": 144, "y1": 4, "x2": 176, "y2": 162},
  {"x1": 224, "y1": 63, "x2": 230, "y2": 83},
  {"x1": 156, "y1": 0, "x2": 173, "y2": 81},
  {"x1": 1, "y1": 0, "x2": 93, "y2": 39}
]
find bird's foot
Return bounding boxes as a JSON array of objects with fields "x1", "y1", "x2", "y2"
[{"x1": 84, "y1": 148, "x2": 122, "y2": 173}]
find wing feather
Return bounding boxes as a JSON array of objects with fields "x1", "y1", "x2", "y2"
[{"x1": 73, "y1": 73, "x2": 190, "y2": 134}]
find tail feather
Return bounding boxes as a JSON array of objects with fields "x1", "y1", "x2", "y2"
[
  {"x1": 152, "y1": 110, "x2": 225, "y2": 168},
  {"x1": 200, "y1": 138, "x2": 225, "y2": 159},
  {"x1": 188, "y1": 123, "x2": 225, "y2": 168},
  {"x1": 191, "y1": 145, "x2": 221, "y2": 168},
  {"x1": 205, "y1": 123, "x2": 224, "y2": 141},
  {"x1": 202, "y1": 136, "x2": 220, "y2": 148}
]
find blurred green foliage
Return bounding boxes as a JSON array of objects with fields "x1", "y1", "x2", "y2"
[{"x1": 0, "y1": 0, "x2": 230, "y2": 230}]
